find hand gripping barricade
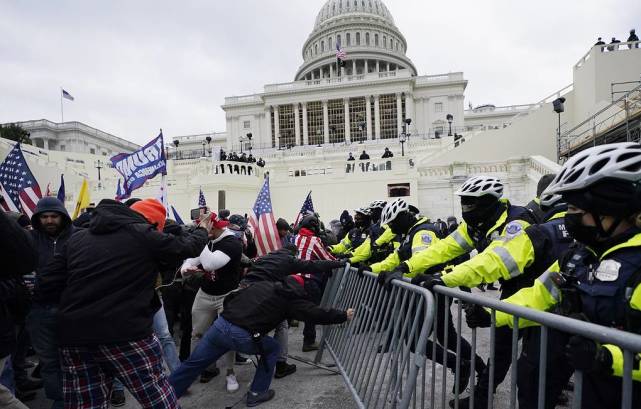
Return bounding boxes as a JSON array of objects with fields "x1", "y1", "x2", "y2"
[
  {"x1": 314, "y1": 265, "x2": 641, "y2": 409},
  {"x1": 314, "y1": 265, "x2": 436, "y2": 409}
]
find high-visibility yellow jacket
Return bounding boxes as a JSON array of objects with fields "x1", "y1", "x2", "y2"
[
  {"x1": 330, "y1": 226, "x2": 369, "y2": 256},
  {"x1": 441, "y1": 211, "x2": 569, "y2": 294},
  {"x1": 495, "y1": 233, "x2": 641, "y2": 382},
  {"x1": 370, "y1": 218, "x2": 439, "y2": 275},
  {"x1": 404, "y1": 200, "x2": 534, "y2": 276},
  {"x1": 349, "y1": 224, "x2": 397, "y2": 264}
]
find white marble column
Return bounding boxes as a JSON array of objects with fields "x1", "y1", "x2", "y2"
[
  {"x1": 322, "y1": 100, "x2": 329, "y2": 144},
  {"x1": 376, "y1": 60, "x2": 380, "y2": 73},
  {"x1": 344, "y1": 98, "x2": 351, "y2": 143},
  {"x1": 274, "y1": 105, "x2": 280, "y2": 147},
  {"x1": 396, "y1": 93, "x2": 403, "y2": 135},
  {"x1": 374, "y1": 95, "x2": 381, "y2": 139},
  {"x1": 364, "y1": 59, "x2": 369, "y2": 74},
  {"x1": 330, "y1": 64, "x2": 334, "y2": 78},
  {"x1": 302, "y1": 103, "x2": 309, "y2": 145},
  {"x1": 352, "y1": 60, "x2": 356, "y2": 75},
  {"x1": 365, "y1": 96, "x2": 373, "y2": 140},
  {"x1": 294, "y1": 104, "x2": 301, "y2": 146}
]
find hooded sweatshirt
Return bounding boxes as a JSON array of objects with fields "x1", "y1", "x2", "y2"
[
  {"x1": 43, "y1": 199, "x2": 208, "y2": 346},
  {"x1": 30, "y1": 196, "x2": 75, "y2": 305}
]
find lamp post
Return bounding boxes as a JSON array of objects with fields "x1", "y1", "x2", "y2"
[
  {"x1": 399, "y1": 132, "x2": 407, "y2": 157},
  {"x1": 173, "y1": 139, "x2": 180, "y2": 159},
  {"x1": 446, "y1": 114, "x2": 453, "y2": 136},
  {"x1": 201, "y1": 141, "x2": 206, "y2": 157},
  {"x1": 247, "y1": 133, "x2": 253, "y2": 153},
  {"x1": 206, "y1": 136, "x2": 212, "y2": 156},
  {"x1": 404, "y1": 118, "x2": 412, "y2": 140},
  {"x1": 94, "y1": 160, "x2": 103, "y2": 189},
  {"x1": 553, "y1": 97, "x2": 566, "y2": 161}
]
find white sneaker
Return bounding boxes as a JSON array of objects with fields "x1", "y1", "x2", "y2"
[{"x1": 226, "y1": 374, "x2": 239, "y2": 392}]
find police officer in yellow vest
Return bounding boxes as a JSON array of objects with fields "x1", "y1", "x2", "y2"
[
  {"x1": 348, "y1": 200, "x2": 399, "y2": 265},
  {"x1": 472, "y1": 143, "x2": 641, "y2": 408},
  {"x1": 403, "y1": 175, "x2": 536, "y2": 408},
  {"x1": 330, "y1": 208, "x2": 372, "y2": 257}
]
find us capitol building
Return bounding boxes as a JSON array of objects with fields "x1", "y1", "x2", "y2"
[{"x1": 4, "y1": 0, "x2": 641, "y2": 222}]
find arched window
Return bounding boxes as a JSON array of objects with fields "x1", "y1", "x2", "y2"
[
  {"x1": 346, "y1": 33, "x2": 351, "y2": 46},
  {"x1": 375, "y1": 33, "x2": 379, "y2": 46},
  {"x1": 383, "y1": 36, "x2": 387, "y2": 48},
  {"x1": 365, "y1": 32, "x2": 370, "y2": 45},
  {"x1": 315, "y1": 44, "x2": 318, "y2": 55},
  {"x1": 321, "y1": 40, "x2": 325, "y2": 52},
  {"x1": 356, "y1": 32, "x2": 361, "y2": 45},
  {"x1": 396, "y1": 41, "x2": 399, "y2": 51},
  {"x1": 337, "y1": 34, "x2": 342, "y2": 47},
  {"x1": 329, "y1": 36, "x2": 333, "y2": 48}
]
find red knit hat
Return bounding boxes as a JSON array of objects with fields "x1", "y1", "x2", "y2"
[{"x1": 131, "y1": 199, "x2": 166, "y2": 231}]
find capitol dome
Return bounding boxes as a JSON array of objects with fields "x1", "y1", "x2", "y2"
[{"x1": 295, "y1": 0, "x2": 416, "y2": 81}]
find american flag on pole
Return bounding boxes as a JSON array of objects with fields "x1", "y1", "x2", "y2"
[
  {"x1": 336, "y1": 39, "x2": 347, "y2": 62},
  {"x1": 198, "y1": 188, "x2": 207, "y2": 207},
  {"x1": 249, "y1": 177, "x2": 281, "y2": 256},
  {"x1": 0, "y1": 143, "x2": 42, "y2": 217},
  {"x1": 62, "y1": 89, "x2": 74, "y2": 101},
  {"x1": 294, "y1": 191, "x2": 314, "y2": 226}
]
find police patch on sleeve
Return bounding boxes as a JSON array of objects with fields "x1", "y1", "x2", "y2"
[
  {"x1": 421, "y1": 234, "x2": 433, "y2": 245},
  {"x1": 504, "y1": 221, "x2": 523, "y2": 239},
  {"x1": 594, "y1": 260, "x2": 620, "y2": 282}
]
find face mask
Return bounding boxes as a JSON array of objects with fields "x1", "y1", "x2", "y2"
[
  {"x1": 389, "y1": 212, "x2": 413, "y2": 235},
  {"x1": 564, "y1": 212, "x2": 601, "y2": 248},
  {"x1": 462, "y1": 202, "x2": 500, "y2": 229}
]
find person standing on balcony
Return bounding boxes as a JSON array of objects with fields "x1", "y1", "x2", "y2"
[
  {"x1": 594, "y1": 37, "x2": 606, "y2": 51},
  {"x1": 628, "y1": 29, "x2": 639, "y2": 48},
  {"x1": 608, "y1": 37, "x2": 621, "y2": 51},
  {"x1": 381, "y1": 147, "x2": 394, "y2": 158},
  {"x1": 347, "y1": 152, "x2": 355, "y2": 161},
  {"x1": 359, "y1": 150, "x2": 370, "y2": 160}
]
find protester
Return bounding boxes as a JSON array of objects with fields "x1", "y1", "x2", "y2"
[
  {"x1": 276, "y1": 217, "x2": 294, "y2": 246},
  {"x1": 382, "y1": 147, "x2": 394, "y2": 158},
  {"x1": 39, "y1": 198, "x2": 208, "y2": 409},
  {"x1": 169, "y1": 274, "x2": 354, "y2": 406},
  {"x1": 180, "y1": 212, "x2": 243, "y2": 390}
]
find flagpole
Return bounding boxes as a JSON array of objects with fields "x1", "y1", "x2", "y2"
[{"x1": 60, "y1": 87, "x2": 64, "y2": 123}]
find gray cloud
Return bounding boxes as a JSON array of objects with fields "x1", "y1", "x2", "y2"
[{"x1": 1, "y1": 0, "x2": 639, "y2": 144}]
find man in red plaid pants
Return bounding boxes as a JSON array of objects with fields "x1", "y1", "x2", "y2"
[{"x1": 41, "y1": 199, "x2": 208, "y2": 409}]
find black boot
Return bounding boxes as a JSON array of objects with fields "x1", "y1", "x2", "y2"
[
  {"x1": 274, "y1": 361, "x2": 297, "y2": 379},
  {"x1": 452, "y1": 360, "x2": 471, "y2": 393}
]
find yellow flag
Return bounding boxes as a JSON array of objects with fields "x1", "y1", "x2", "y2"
[{"x1": 72, "y1": 179, "x2": 91, "y2": 219}]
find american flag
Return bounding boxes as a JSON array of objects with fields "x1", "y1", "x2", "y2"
[
  {"x1": 336, "y1": 39, "x2": 347, "y2": 61},
  {"x1": 294, "y1": 191, "x2": 314, "y2": 226},
  {"x1": 198, "y1": 188, "x2": 207, "y2": 207},
  {"x1": 249, "y1": 177, "x2": 281, "y2": 256},
  {"x1": 62, "y1": 89, "x2": 74, "y2": 101},
  {"x1": 0, "y1": 143, "x2": 42, "y2": 217}
]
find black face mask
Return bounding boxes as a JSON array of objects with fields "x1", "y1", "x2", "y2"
[
  {"x1": 389, "y1": 212, "x2": 414, "y2": 235},
  {"x1": 462, "y1": 201, "x2": 501, "y2": 229},
  {"x1": 564, "y1": 213, "x2": 602, "y2": 248}
]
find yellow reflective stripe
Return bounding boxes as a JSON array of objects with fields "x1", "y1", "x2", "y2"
[
  {"x1": 630, "y1": 284, "x2": 641, "y2": 311},
  {"x1": 492, "y1": 246, "x2": 522, "y2": 278},
  {"x1": 538, "y1": 271, "x2": 562, "y2": 302},
  {"x1": 451, "y1": 230, "x2": 473, "y2": 252},
  {"x1": 412, "y1": 245, "x2": 428, "y2": 254},
  {"x1": 603, "y1": 344, "x2": 625, "y2": 378}
]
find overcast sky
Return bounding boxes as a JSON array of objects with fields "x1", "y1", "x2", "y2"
[{"x1": 1, "y1": 0, "x2": 639, "y2": 145}]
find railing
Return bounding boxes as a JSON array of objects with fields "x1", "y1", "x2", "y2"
[
  {"x1": 15, "y1": 119, "x2": 140, "y2": 150},
  {"x1": 559, "y1": 82, "x2": 641, "y2": 158},
  {"x1": 344, "y1": 159, "x2": 394, "y2": 174},
  {"x1": 575, "y1": 40, "x2": 641, "y2": 69},
  {"x1": 464, "y1": 104, "x2": 536, "y2": 115},
  {"x1": 318, "y1": 266, "x2": 641, "y2": 409}
]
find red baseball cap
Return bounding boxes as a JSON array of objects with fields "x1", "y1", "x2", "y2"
[{"x1": 208, "y1": 212, "x2": 230, "y2": 229}]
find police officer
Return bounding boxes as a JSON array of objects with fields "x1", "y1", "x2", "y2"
[
  {"x1": 487, "y1": 142, "x2": 641, "y2": 408},
  {"x1": 349, "y1": 200, "x2": 399, "y2": 265},
  {"x1": 399, "y1": 175, "x2": 536, "y2": 408},
  {"x1": 330, "y1": 208, "x2": 372, "y2": 257},
  {"x1": 419, "y1": 188, "x2": 572, "y2": 408}
]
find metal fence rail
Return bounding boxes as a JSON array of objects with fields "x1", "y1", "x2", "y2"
[
  {"x1": 316, "y1": 267, "x2": 641, "y2": 409},
  {"x1": 315, "y1": 266, "x2": 435, "y2": 409}
]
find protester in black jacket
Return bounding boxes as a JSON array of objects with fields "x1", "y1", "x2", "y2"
[
  {"x1": 169, "y1": 275, "x2": 353, "y2": 407},
  {"x1": 24, "y1": 197, "x2": 74, "y2": 409},
  {"x1": 42, "y1": 198, "x2": 208, "y2": 409},
  {"x1": 0, "y1": 210, "x2": 36, "y2": 409}
]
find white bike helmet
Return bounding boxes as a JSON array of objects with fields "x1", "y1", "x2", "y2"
[
  {"x1": 539, "y1": 192, "x2": 564, "y2": 211},
  {"x1": 544, "y1": 142, "x2": 641, "y2": 195},
  {"x1": 455, "y1": 176, "x2": 504, "y2": 198},
  {"x1": 380, "y1": 198, "x2": 410, "y2": 226},
  {"x1": 354, "y1": 207, "x2": 371, "y2": 217}
]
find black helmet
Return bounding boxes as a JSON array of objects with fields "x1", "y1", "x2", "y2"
[
  {"x1": 229, "y1": 214, "x2": 247, "y2": 230},
  {"x1": 300, "y1": 214, "x2": 320, "y2": 235}
]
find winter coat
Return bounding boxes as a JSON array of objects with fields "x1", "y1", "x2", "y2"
[
  {"x1": 222, "y1": 280, "x2": 346, "y2": 335},
  {"x1": 43, "y1": 199, "x2": 208, "y2": 346},
  {"x1": 243, "y1": 248, "x2": 344, "y2": 284},
  {"x1": 29, "y1": 197, "x2": 75, "y2": 305}
]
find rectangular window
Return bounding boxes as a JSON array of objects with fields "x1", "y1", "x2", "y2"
[
  {"x1": 379, "y1": 94, "x2": 397, "y2": 139},
  {"x1": 349, "y1": 97, "x2": 366, "y2": 143},
  {"x1": 356, "y1": 32, "x2": 361, "y2": 45},
  {"x1": 370, "y1": 97, "x2": 376, "y2": 138},
  {"x1": 243, "y1": 120, "x2": 251, "y2": 129},
  {"x1": 298, "y1": 106, "x2": 304, "y2": 145},
  {"x1": 270, "y1": 110, "x2": 275, "y2": 148},
  {"x1": 434, "y1": 102, "x2": 443, "y2": 113},
  {"x1": 346, "y1": 33, "x2": 351, "y2": 46},
  {"x1": 388, "y1": 183, "x2": 410, "y2": 197},
  {"x1": 306, "y1": 101, "x2": 323, "y2": 145},
  {"x1": 278, "y1": 104, "x2": 296, "y2": 147},
  {"x1": 90, "y1": 148, "x2": 95, "y2": 154},
  {"x1": 327, "y1": 99, "x2": 345, "y2": 144}
]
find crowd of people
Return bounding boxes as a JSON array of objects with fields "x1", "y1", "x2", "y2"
[
  {"x1": 594, "y1": 29, "x2": 639, "y2": 50},
  {"x1": 2, "y1": 141, "x2": 641, "y2": 409},
  {"x1": 219, "y1": 150, "x2": 266, "y2": 167},
  {"x1": 347, "y1": 147, "x2": 394, "y2": 161}
]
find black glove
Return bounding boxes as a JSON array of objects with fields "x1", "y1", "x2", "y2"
[
  {"x1": 464, "y1": 304, "x2": 492, "y2": 328},
  {"x1": 357, "y1": 264, "x2": 367, "y2": 278},
  {"x1": 421, "y1": 273, "x2": 445, "y2": 291},
  {"x1": 376, "y1": 270, "x2": 403, "y2": 290},
  {"x1": 565, "y1": 336, "x2": 613, "y2": 375},
  {"x1": 411, "y1": 274, "x2": 429, "y2": 286}
]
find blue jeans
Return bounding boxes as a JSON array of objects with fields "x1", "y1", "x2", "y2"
[
  {"x1": 169, "y1": 316, "x2": 279, "y2": 397},
  {"x1": 113, "y1": 305, "x2": 181, "y2": 393},
  {"x1": 27, "y1": 305, "x2": 63, "y2": 409},
  {"x1": 0, "y1": 356, "x2": 15, "y2": 393}
]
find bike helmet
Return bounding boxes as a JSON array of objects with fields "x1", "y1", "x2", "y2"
[
  {"x1": 380, "y1": 198, "x2": 410, "y2": 226},
  {"x1": 544, "y1": 142, "x2": 641, "y2": 195},
  {"x1": 455, "y1": 176, "x2": 503, "y2": 198},
  {"x1": 354, "y1": 207, "x2": 371, "y2": 217},
  {"x1": 539, "y1": 192, "x2": 564, "y2": 211},
  {"x1": 368, "y1": 200, "x2": 387, "y2": 211}
]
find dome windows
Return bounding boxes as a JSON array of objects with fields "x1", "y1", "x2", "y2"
[
  {"x1": 346, "y1": 33, "x2": 351, "y2": 46},
  {"x1": 356, "y1": 32, "x2": 361, "y2": 45},
  {"x1": 383, "y1": 35, "x2": 387, "y2": 48},
  {"x1": 321, "y1": 40, "x2": 325, "y2": 52},
  {"x1": 374, "y1": 33, "x2": 379, "y2": 46},
  {"x1": 366, "y1": 32, "x2": 370, "y2": 45}
]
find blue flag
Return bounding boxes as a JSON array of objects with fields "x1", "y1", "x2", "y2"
[
  {"x1": 56, "y1": 174, "x2": 65, "y2": 202},
  {"x1": 110, "y1": 132, "x2": 166, "y2": 198},
  {"x1": 171, "y1": 205, "x2": 184, "y2": 225}
]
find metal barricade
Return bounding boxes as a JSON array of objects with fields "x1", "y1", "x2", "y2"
[
  {"x1": 429, "y1": 285, "x2": 641, "y2": 409},
  {"x1": 314, "y1": 266, "x2": 435, "y2": 409}
]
